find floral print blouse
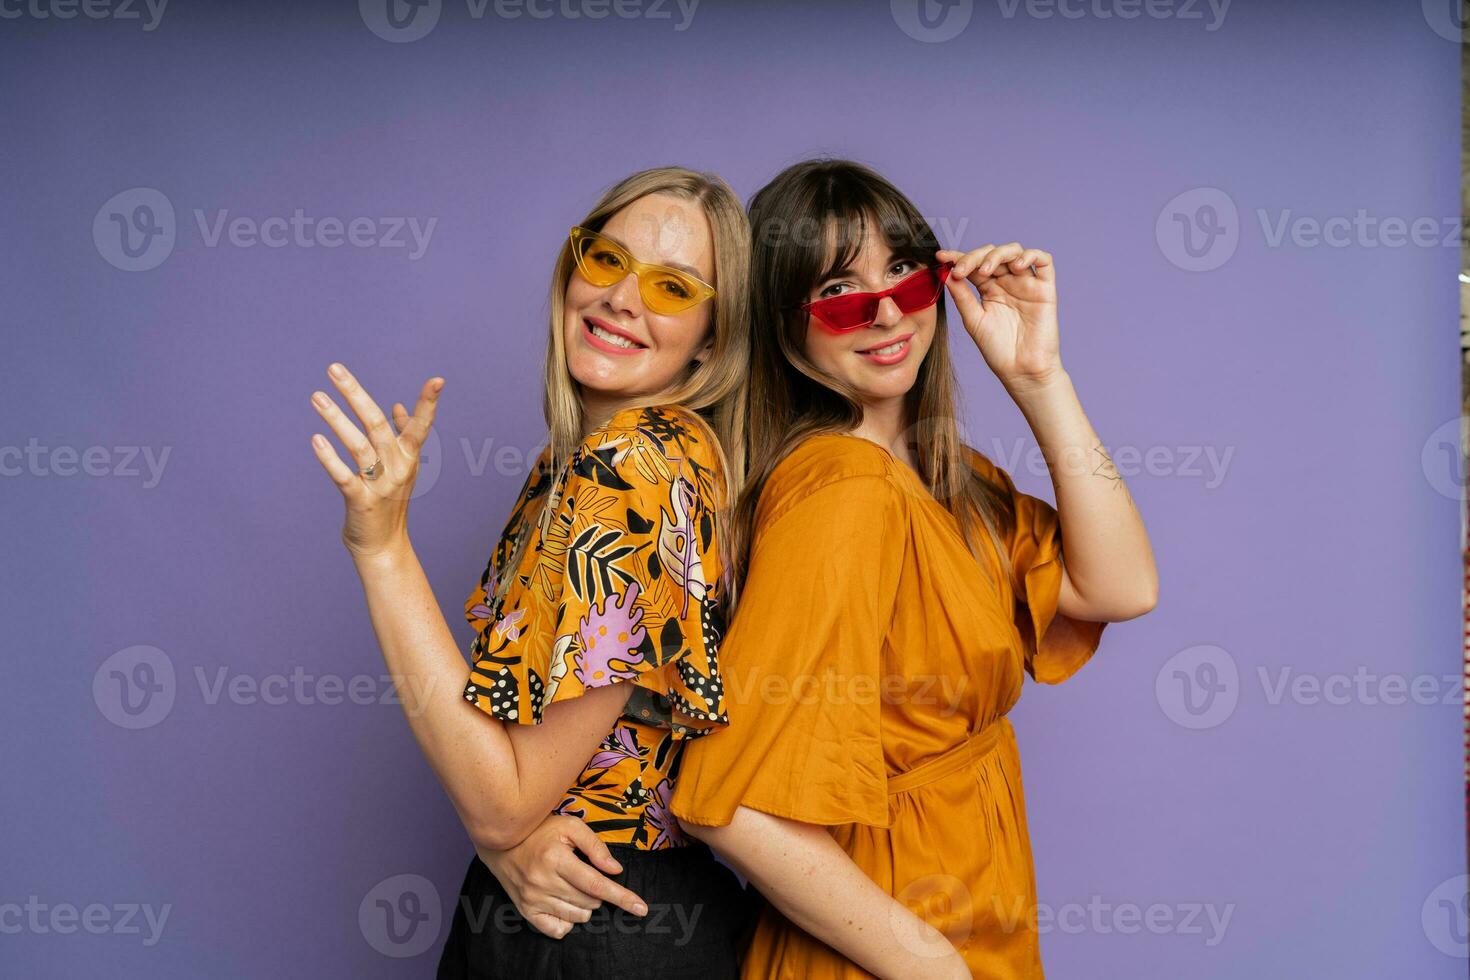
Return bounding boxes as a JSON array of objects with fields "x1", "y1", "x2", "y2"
[{"x1": 462, "y1": 404, "x2": 729, "y2": 850}]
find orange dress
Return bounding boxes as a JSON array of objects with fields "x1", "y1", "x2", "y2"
[{"x1": 670, "y1": 434, "x2": 1108, "y2": 978}]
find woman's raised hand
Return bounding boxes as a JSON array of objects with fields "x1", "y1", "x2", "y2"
[
  {"x1": 309, "y1": 362, "x2": 443, "y2": 561},
  {"x1": 937, "y1": 243, "x2": 1064, "y2": 392}
]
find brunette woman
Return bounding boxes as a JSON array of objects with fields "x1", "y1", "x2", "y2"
[{"x1": 665, "y1": 159, "x2": 1158, "y2": 979}]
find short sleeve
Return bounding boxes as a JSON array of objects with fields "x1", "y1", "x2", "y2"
[
  {"x1": 968, "y1": 448, "x2": 1107, "y2": 685},
  {"x1": 671, "y1": 464, "x2": 905, "y2": 830},
  {"x1": 462, "y1": 407, "x2": 728, "y2": 739}
]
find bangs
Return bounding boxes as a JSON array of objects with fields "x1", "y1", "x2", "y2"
[{"x1": 814, "y1": 182, "x2": 938, "y2": 284}]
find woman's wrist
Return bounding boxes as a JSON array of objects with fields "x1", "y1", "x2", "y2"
[
  {"x1": 348, "y1": 535, "x2": 415, "y2": 574},
  {"x1": 1004, "y1": 364, "x2": 1072, "y2": 405}
]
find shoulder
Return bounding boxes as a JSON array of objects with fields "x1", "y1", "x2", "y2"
[
  {"x1": 773, "y1": 433, "x2": 894, "y2": 485},
  {"x1": 758, "y1": 434, "x2": 906, "y2": 528},
  {"x1": 599, "y1": 399, "x2": 720, "y2": 449},
  {"x1": 577, "y1": 403, "x2": 726, "y2": 504},
  {"x1": 963, "y1": 445, "x2": 1018, "y2": 495}
]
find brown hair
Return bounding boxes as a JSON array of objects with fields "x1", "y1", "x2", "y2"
[{"x1": 730, "y1": 158, "x2": 1014, "y2": 600}]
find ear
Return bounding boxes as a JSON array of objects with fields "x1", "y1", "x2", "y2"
[{"x1": 690, "y1": 332, "x2": 716, "y2": 367}]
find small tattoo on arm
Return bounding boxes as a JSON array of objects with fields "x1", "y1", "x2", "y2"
[
  {"x1": 1092, "y1": 445, "x2": 1140, "y2": 512},
  {"x1": 1091, "y1": 445, "x2": 1121, "y2": 484}
]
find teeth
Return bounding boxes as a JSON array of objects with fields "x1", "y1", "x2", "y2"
[
  {"x1": 589, "y1": 322, "x2": 639, "y2": 349},
  {"x1": 864, "y1": 339, "x2": 908, "y2": 356}
]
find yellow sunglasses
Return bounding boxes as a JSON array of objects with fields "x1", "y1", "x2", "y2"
[{"x1": 568, "y1": 226, "x2": 717, "y2": 315}]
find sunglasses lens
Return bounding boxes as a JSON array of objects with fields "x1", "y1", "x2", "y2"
[
  {"x1": 808, "y1": 294, "x2": 879, "y2": 332},
  {"x1": 574, "y1": 234, "x2": 630, "y2": 287},
  {"x1": 639, "y1": 269, "x2": 703, "y2": 315},
  {"x1": 572, "y1": 228, "x2": 710, "y2": 315},
  {"x1": 890, "y1": 266, "x2": 946, "y2": 313}
]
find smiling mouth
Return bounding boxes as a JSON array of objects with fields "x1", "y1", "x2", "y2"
[
  {"x1": 584, "y1": 318, "x2": 647, "y2": 350},
  {"x1": 858, "y1": 336, "x2": 911, "y2": 356}
]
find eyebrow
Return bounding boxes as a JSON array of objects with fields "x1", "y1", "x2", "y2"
[
  {"x1": 818, "y1": 252, "x2": 903, "y2": 286},
  {"x1": 597, "y1": 228, "x2": 708, "y2": 279}
]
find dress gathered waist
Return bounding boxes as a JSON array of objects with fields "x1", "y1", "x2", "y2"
[{"x1": 886, "y1": 715, "x2": 1012, "y2": 796}]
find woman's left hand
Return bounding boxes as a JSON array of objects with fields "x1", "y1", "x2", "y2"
[{"x1": 937, "y1": 243, "x2": 1064, "y2": 392}]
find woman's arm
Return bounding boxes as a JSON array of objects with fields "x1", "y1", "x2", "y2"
[
  {"x1": 352, "y1": 542, "x2": 631, "y2": 850},
  {"x1": 1010, "y1": 368, "x2": 1157, "y2": 621},
  {"x1": 684, "y1": 809, "x2": 970, "y2": 980},
  {"x1": 940, "y1": 243, "x2": 1158, "y2": 621},
  {"x1": 311, "y1": 363, "x2": 630, "y2": 850}
]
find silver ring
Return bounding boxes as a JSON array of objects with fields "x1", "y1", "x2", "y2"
[{"x1": 360, "y1": 457, "x2": 382, "y2": 481}]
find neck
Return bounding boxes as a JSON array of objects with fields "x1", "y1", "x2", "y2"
[
  {"x1": 578, "y1": 390, "x2": 631, "y2": 440},
  {"x1": 848, "y1": 395, "x2": 916, "y2": 467}
]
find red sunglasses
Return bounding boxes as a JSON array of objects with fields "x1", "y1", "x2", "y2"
[{"x1": 799, "y1": 262, "x2": 953, "y2": 333}]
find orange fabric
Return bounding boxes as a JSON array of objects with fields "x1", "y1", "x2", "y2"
[
  {"x1": 463, "y1": 404, "x2": 729, "y2": 850},
  {"x1": 670, "y1": 434, "x2": 1107, "y2": 977}
]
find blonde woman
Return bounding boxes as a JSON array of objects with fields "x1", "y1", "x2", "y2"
[{"x1": 308, "y1": 167, "x2": 755, "y2": 977}]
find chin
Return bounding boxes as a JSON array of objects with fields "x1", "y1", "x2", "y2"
[
  {"x1": 856, "y1": 367, "x2": 921, "y2": 400},
  {"x1": 567, "y1": 353, "x2": 622, "y2": 392},
  {"x1": 856, "y1": 383, "x2": 915, "y2": 403}
]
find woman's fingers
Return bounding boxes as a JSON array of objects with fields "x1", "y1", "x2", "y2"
[
  {"x1": 939, "y1": 245, "x2": 995, "y2": 281},
  {"x1": 543, "y1": 898, "x2": 594, "y2": 922},
  {"x1": 1017, "y1": 248, "x2": 1054, "y2": 281},
  {"x1": 561, "y1": 817, "x2": 623, "y2": 875},
  {"x1": 325, "y1": 363, "x2": 397, "y2": 462},
  {"x1": 560, "y1": 859, "x2": 647, "y2": 917},
  {"x1": 397, "y1": 377, "x2": 444, "y2": 452},
  {"x1": 310, "y1": 390, "x2": 376, "y2": 470},
  {"x1": 976, "y1": 242, "x2": 1024, "y2": 278},
  {"x1": 309, "y1": 432, "x2": 362, "y2": 491},
  {"x1": 546, "y1": 886, "x2": 600, "y2": 915},
  {"x1": 939, "y1": 244, "x2": 1050, "y2": 283},
  {"x1": 526, "y1": 911, "x2": 575, "y2": 939},
  {"x1": 943, "y1": 271, "x2": 985, "y2": 327},
  {"x1": 558, "y1": 818, "x2": 647, "y2": 916}
]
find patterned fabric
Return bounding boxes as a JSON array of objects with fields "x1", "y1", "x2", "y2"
[{"x1": 462, "y1": 404, "x2": 729, "y2": 850}]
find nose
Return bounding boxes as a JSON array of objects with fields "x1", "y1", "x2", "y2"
[
  {"x1": 870, "y1": 296, "x2": 903, "y2": 330},
  {"x1": 603, "y1": 271, "x2": 643, "y2": 318}
]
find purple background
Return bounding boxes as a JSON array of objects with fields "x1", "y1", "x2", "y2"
[{"x1": 3, "y1": 0, "x2": 1464, "y2": 976}]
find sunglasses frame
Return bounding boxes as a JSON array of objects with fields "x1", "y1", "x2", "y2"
[
  {"x1": 568, "y1": 226, "x2": 717, "y2": 315},
  {"x1": 799, "y1": 262, "x2": 954, "y2": 333}
]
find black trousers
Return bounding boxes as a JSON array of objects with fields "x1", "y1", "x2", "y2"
[{"x1": 436, "y1": 841, "x2": 757, "y2": 979}]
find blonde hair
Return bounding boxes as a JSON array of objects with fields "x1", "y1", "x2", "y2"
[{"x1": 494, "y1": 167, "x2": 751, "y2": 607}]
